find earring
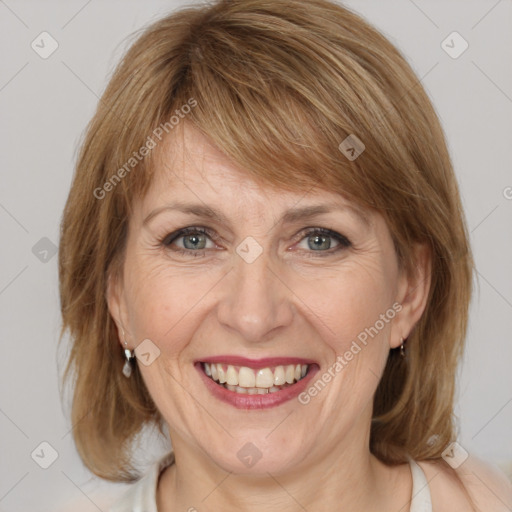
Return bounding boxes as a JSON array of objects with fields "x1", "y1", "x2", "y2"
[
  {"x1": 400, "y1": 337, "x2": 405, "y2": 358},
  {"x1": 122, "y1": 340, "x2": 135, "y2": 378}
]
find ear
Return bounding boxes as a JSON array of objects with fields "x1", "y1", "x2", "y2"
[
  {"x1": 390, "y1": 243, "x2": 432, "y2": 348},
  {"x1": 106, "y1": 269, "x2": 131, "y2": 350}
]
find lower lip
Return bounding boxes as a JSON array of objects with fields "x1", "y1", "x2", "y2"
[{"x1": 195, "y1": 363, "x2": 320, "y2": 410}]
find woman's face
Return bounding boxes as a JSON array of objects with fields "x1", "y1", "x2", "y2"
[{"x1": 109, "y1": 123, "x2": 428, "y2": 474}]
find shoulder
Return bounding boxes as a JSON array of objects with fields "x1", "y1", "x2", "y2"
[
  {"x1": 417, "y1": 455, "x2": 512, "y2": 512},
  {"x1": 54, "y1": 489, "x2": 131, "y2": 512},
  {"x1": 53, "y1": 454, "x2": 172, "y2": 512}
]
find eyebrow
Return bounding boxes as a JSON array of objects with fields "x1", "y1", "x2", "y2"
[{"x1": 142, "y1": 200, "x2": 370, "y2": 228}]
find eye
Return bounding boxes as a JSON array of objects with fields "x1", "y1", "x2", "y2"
[
  {"x1": 162, "y1": 227, "x2": 217, "y2": 254},
  {"x1": 295, "y1": 228, "x2": 351, "y2": 255},
  {"x1": 160, "y1": 226, "x2": 351, "y2": 258}
]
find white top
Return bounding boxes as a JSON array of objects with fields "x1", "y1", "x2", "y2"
[{"x1": 109, "y1": 453, "x2": 432, "y2": 512}]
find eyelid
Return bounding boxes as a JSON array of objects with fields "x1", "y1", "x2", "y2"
[
  {"x1": 291, "y1": 227, "x2": 351, "y2": 257},
  {"x1": 161, "y1": 225, "x2": 352, "y2": 256},
  {"x1": 162, "y1": 226, "x2": 217, "y2": 246},
  {"x1": 296, "y1": 227, "x2": 351, "y2": 246}
]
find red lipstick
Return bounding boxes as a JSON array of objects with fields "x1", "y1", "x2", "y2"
[
  {"x1": 198, "y1": 355, "x2": 316, "y2": 369},
  {"x1": 195, "y1": 360, "x2": 319, "y2": 410}
]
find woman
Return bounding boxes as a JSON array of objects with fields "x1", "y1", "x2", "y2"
[{"x1": 59, "y1": 0, "x2": 512, "y2": 510}]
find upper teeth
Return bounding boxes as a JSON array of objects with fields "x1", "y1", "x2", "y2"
[{"x1": 204, "y1": 363, "x2": 308, "y2": 388}]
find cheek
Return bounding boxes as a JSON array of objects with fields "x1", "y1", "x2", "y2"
[
  {"x1": 123, "y1": 258, "x2": 218, "y2": 354},
  {"x1": 293, "y1": 257, "x2": 397, "y2": 356}
]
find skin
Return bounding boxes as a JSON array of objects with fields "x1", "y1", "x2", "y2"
[{"x1": 108, "y1": 122, "x2": 439, "y2": 511}]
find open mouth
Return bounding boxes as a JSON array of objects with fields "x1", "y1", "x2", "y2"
[
  {"x1": 201, "y1": 362, "x2": 310, "y2": 394},
  {"x1": 196, "y1": 358, "x2": 320, "y2": 409}
]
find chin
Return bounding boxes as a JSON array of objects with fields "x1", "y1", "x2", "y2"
[{"x1": 206, "y1": 436, "x2": 307, "y2": 476}]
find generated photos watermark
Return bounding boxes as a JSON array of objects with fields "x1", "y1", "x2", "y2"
[
  {"x1": 93, "y1": 98, "x2": 197, "y2": 200},
  {"x1": 298, "y1": 302, "x2": 402, "y2": 405}
]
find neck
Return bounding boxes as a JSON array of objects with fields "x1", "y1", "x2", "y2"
[{"x1": 157, "y1": 411, "x2": 410, "y2": 512}]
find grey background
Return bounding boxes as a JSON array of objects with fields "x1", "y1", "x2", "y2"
[{"x1": 1, "y1": 0, "x2": 511, "y2": 510}]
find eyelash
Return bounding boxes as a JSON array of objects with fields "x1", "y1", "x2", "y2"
[{"x1": 160, "y1": 226, "x2": 351, "y2": 258}]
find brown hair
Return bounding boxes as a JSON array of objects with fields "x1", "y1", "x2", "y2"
[{"x1": 59, "y1": 0, "x2": 473, "y2": 481}]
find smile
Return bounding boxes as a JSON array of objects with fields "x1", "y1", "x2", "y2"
[
  {"x1": 203, "y1": 362, "x2": 309, "y2": 394},
  {"x1": 196, "y1": 357, "x2": 319, "y2": 409}
]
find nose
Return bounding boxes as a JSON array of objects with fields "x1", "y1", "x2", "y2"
[{"x1": 216, "y1": 248, "x2": 294, "y2": 343}]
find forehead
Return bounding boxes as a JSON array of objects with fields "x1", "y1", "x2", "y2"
[
  {"x1": 139, "y1": 122, "x2": 372, "y2": 228},
  {"x1": 151, "y1": 123, "x2": 273, "y2": 194}
]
